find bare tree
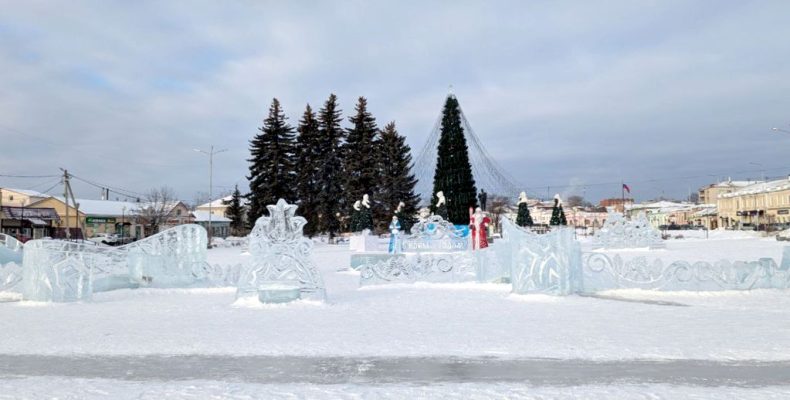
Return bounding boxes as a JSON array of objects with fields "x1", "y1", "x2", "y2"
[
  {"x1": 487, "y1": 195, "x2": 512, "y2": 234},
  {"x1": 566, "y1": 195, "x2": 592, "y2": 209},
  {"x1": 192, "y1": 191, "x2": 211, "y2": 209},
  {"x1": 136, "y1": 186, "x2": 176, "y2": 235}
]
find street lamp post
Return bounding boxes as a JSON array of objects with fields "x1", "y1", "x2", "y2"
[
  {"x1": 749, "y1": 162, "x2": 767, "y2": 231},
  {"x1": 121, "y1": 206, "x2": 126, "y2": 243},
  {"x1": 194, "y1": 146, "x2": 227, "y2": 247}
]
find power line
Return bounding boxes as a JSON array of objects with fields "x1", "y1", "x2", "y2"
[
  {"x1": 39, "y1": 179, "x2": 63, "y2": 195},
  {"x1": 524, "y1": 167, "x2": 790, "y2": 192},
  {"x1": 0, "y1": 173, "x2": 59, "y2": 178},
  {"x1": 67, "y1": 172, "x2": 146, "y2": 198}
]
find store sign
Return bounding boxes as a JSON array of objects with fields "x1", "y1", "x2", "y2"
[
  {"x1": 86, "y1": 217, "x2": 117, "y2": 224},
  {"x1": 779, "y1": 209, "x2": 789, "y2": 215}
]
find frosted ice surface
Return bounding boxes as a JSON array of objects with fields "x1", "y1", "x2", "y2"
[
  {"x1": 0, "y1": 261, "x2": 23, "y2": 294},
  {"x1": 499, "y1": 219, "x2": 582, "y2": 295},
  {"x1": 583, "y1": 253, "x2": 790, "y2": 291},
  {"x1": 358, "y1": 252, "x2": 476, "y2": 285},
  {"x1": 592, "y1": 212, "x2": 664, "y2": 250},
  {"x1": 127, "y1": 224, "x2": 208, "y2": 288},
  {"x1": 21, "y1": 224, "x2": 210, "y2": 302},
  {"x1": 0, "y1": 233, "x2": 23, "y2": 265},
  {"x1": 237, "y1": 199, "x2": 326, "y2": 302}
]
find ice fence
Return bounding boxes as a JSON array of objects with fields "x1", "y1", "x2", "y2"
[{"x1": 21, "y1": 224, "x2": 210, "y2": 302}]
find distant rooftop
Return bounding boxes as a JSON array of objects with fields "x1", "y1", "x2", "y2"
[
  {"x1": 720, "y1": 177, "x2": 790, "y2": 198},
  {"x1": 191, "y1": 210, "x2": 231, "y2": 223},
  {"x1": 1, "y1": 188, "x2": 49, "y2": 197},
  {"x1": 197, "y1": 195, "x2": 248, "y2": 209}
]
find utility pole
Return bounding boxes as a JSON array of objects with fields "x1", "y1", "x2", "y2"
[
  {"x1": 59, "y1": 169, "x2": 83, "y2": 240},
  {"x1": 63, "y1": 169, "x2": 70, "y2": 240},
  {"x1": 194, "y1": 146, "x2": 227, "y2": 247},
  {"x1": 0, "y1": 186, "x2": 4, "y2": 234}
]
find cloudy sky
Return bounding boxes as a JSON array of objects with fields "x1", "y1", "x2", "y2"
[{"x1": 1, "y1": 0, "x2": 789, "y2": 204}]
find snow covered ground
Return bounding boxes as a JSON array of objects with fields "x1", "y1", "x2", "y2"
[{"x1": 1, "y1": 231, "x2": 789, "y2": 398}]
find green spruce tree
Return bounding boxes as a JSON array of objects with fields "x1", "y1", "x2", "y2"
[
  {"x1": 314, "y1": 94, "x2": 345, "y2": 238},
  {"x1": 343, "y1": 97, "x2": 381, "y2": 217},
  {"x1": 431, "y1": 94, "x2": 478, "y2": 224},
  {"x1": 550, "y1": 195, "x2": 566, "y2": 226},
  {"x1": 225, "y1": 185, "x2": 246, "y2": 236},
  {"x1": 559, "y1": 202, "x2": 568, "y2": 225},
  {"x1": 516, "y1": 200, "x2": 533, "y2": 227},
  {"x1": 360, "y1": 203, "x2": 374, "y2": 232},
  {"x1": 294, "y1": 104, "x2": 321, "y2": 236},
  {"x1": 379, "y1": 122, "x2": 419, "y2": 233},
  {"x1": 247, "y1": 98, "x2": 296, "y2": 224}
]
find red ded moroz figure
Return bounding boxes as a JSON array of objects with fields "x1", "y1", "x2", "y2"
[{"x1": 469, "y1": 207, "x2": 491, "y2": 250}]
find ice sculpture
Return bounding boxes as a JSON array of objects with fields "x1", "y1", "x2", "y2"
[
  {"x1": 474, "y1": 245, "x2": 510, "y2": 283},
  {"x1": 358, "y1": 252, "x2": 475, "y2": 285},
  {"x1": 21, "y1": 224, "x2": 210, "y2": 302},
  {"x1": 356, "y1": 215, "x2": 474, "y2": 285},
  {"x1": 592, "y1": 212, "x2": 664, "y2": 250},
  {"x1": 236, "y1": 199, "x2": 326, "y2": 302},
  {"x1": 0, "y1": 233, "x2": 23, "y2": 265},
  {"x1": 126, "y1": 224, "x2": 208, "y2": 288},
  {"x1": 499, "y1": 219, "x2": 582, "y2": 295},
  {"x1": 583, "y1": 252, "x2": 790, "y2": 291},
  {"x1": 400, "y1": 215, "x2": 467, "y2": 252}
]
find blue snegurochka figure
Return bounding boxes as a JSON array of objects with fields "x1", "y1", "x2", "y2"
[{"x1": 388, "y1": 216, "x2": 401, "y2": 253}]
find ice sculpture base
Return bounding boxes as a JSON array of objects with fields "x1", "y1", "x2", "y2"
[
  {"x1": 349, "y1": 233, "x2": 379, "y2": 252},
  {"x1": 358, "y1": 252, "x2": 476, "y2": 286},
  {"x1": 257, "y1": 282, "x2": 302, "y2": 304}
]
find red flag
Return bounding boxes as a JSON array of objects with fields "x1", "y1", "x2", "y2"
[{"x1": 622, "y1": 183, "x2": 631, "y2": 193}]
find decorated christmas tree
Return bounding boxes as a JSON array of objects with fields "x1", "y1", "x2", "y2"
[
  {"x1": 431, "y1": 94, "x2": 478, "y2": 224},
  {"x1": 550, "y1": 194, "x2": 567, "y2": 226},
  {"x1": 515, "y1": 192, "x2": 533, "y2": 227}
]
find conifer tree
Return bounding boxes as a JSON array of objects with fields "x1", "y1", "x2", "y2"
[
  {"x1": 379, "y1": 122, "x2": 419, "y2": 233},
  {"x1": 314, "y1": 94, "x2": 345, "y2": 238},
  {"x1": 560, "y1": 203, "x2": 568, "y2": 225},
  {"x1": 360, "y1": 203, "x2": 374, "y2": 232},
  {"x1": 431, "y1": 94, "x2": 478, "y2": 224},
  {"x1": 516, "y1": 200, "x2": 533, "y2": 227},
  {"x1": 343, "y1": 97, "x2": 381, "y2": 216},
  {"x1": 349, "y1": 204, "x2": 363, "y2": 233},
  {"x1": 247, "y1": 98, "x2": 296, "y2": 224},
  {"x1": 225, "y1": 185, "x2": 246, "y2": 235},
  {"x1": 294, "y1": 104, "x2": 321, "y2": 236},
  {"x1": 550, "y1": 195, "x2": 567, "y2": 226}
]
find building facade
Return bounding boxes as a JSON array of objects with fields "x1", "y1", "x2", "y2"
[{"x1": 717, "y1": 178, "x2": 790, "y2": 230}]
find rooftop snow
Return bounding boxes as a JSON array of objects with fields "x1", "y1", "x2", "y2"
[
  {"x1": 720, "y1": 177, "x2": 790, "y2": 198},
  {"x1": 191, "y1": 210, "x2": 231, "y2": 223},
  {"x1": 1, "y1": 188, "x2": 49, "y2": 197}
]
